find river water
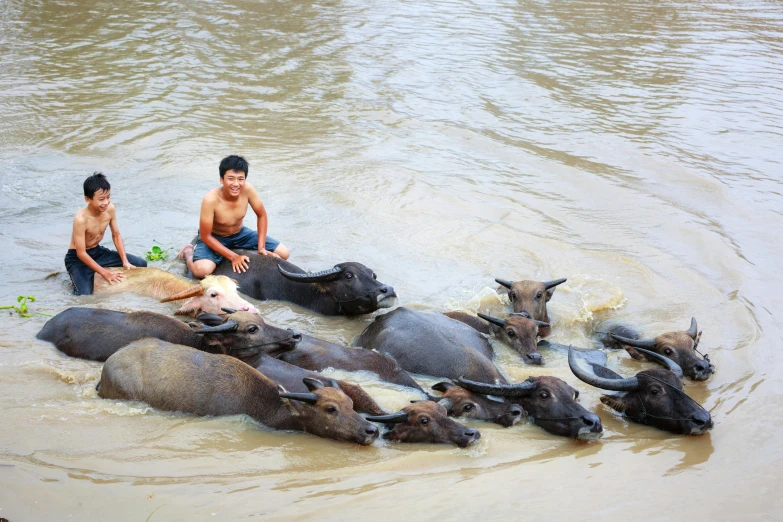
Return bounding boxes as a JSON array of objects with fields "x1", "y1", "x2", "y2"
[{"x1": 1, "y1": 0, "x2": 781, "y2": 520}]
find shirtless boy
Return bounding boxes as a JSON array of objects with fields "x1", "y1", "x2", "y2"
[
  {"x1": 65, "y1": 172, "x2": 147, "y2": 295},
  {"x1": 179, "y1": 155, "x2": 289, "y2": 277}
]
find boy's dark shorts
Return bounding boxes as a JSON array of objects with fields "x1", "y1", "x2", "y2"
[
  {"x1": 64, "y1": 245, "x2": 148, "y2": 295},
  {"x1": 192, "y1": 227, "x2": 280, "y2": 265}
]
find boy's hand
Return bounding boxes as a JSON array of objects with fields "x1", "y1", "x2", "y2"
[
  {"x1": 258, "y1": 248, "x2": 281, "y2": 259},
  {"x1": 231, "y1": 254, "x2": 250, "y2": 273},
  {"x1": 101, "y1": 271, "x2": 126, "y2": 285},
  {"x1": 122, "y1": 261, "x2": 136, "y2": 270}
]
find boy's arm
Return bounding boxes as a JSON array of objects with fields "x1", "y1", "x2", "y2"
[
  {"x1": 199, "y1": 195, "x2": 250, "y2": 273},
  {"x1": 108, "y1": 205, "x2": 136, "y2": 269},
  {"x1": 247, "y1": 183, "x2": 280, "y2": 258},
  {"x1": 73, "y1": 215, "x2": 125, "y2": 285}
]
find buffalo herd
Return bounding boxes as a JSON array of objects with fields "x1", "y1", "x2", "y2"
[{"x1": 37, "y1": 252, "x2": 715, "y2": 447}]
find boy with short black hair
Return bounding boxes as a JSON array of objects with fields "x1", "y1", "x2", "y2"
[
  {"x1": 178, "y1": 155, "x2": 289, "y2": 277},
  {"x1": 65, "y1": 172, "x2": 147, "y2": 295}
]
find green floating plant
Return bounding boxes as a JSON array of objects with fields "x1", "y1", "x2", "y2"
[
  {"x1": 0, "y1": 295, "x2": 37, "y2": 318},
  {"x1": 145, "y1": 243, "x2": 171, "y2": 262}
]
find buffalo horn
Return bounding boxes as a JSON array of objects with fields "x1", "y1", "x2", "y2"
[
  {"x1": 278, "y1": 392, "x2": 319, "y2": 405},
  {"x1": 686, "y1": 317, "x2": 698, "y2": 339},
  {"x1": 495, "y1": 278, "x2": 514, "y2": 289},
  {"x1": 437, "y1": 397, "x2": 454, "y2": 410},
  {"x1": 477, "y1": 313, "x2": 506, "y2": 327},
  {"x1": 610, "y1": 333, "x2": 656, "y2": 349},
  {"x1": 536, "y1": 321, "x2": 550, "y2": 328},
  {"x1": 365, "y1": 411, "x2": 409, "y2": 424},
  {"x1": 277, "y1": 264, "x2": 344, "y2": 283},
  {"x1": 455, "y1": 377, "x2": 535, "y2": 397},
  {"x1": 543, "y1": 278, "x2": 567, "y2": 290},
  {"x1": 568, "y1": 346, "x2": 639, "y2": 392},
  {"x1": 193, "y1": 320, "x2": 239, "y2": 334},
  {"x1": 303, "y1": 377, "x2": 325, "y2": 391},
  {"x1": 160, "y1": 284, "x2": 204, "y2": 302},
  {"x1": 633, "y1": 348, "x2": 684, "y2": 379},
  {"x1": 221, "y1": 307, "x2": 237, "y2": 314}
]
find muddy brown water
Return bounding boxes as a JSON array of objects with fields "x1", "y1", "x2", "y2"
[{"x1": 1, "y1": 0, "x2": 782, "y2": 520}]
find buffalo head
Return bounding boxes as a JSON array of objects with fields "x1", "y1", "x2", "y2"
[
  {"x1": 610, "y1": 318, "x2": 714, "y2": 381},
  {"x1": 456, "y1": 375, "x2": 602, "y2": 440},
  {"x1": 278, "y1": 378, "x2": 379, "y2": 445},
  {"x1": 193, "y1": 309, "x2": 301, "y2": 357},
  {"x1": 278, "y1": 262, "x2": 396, "y2": 315},
  {"x1": 478, "y1": 312, "x2": 548, "y2": 365},
  {"x1": 569, "y1": 346, "x2": 713, "y2": 435},
  {"x1": 161, "y1": 275, "x2": 259, "y2": 316},
  {"x1": 495, "y1": 277, "x2": 566, "y2": 338},
  {"x1": 365, "y1": 400, "x2": 481, "y2": 447},
  {"x1": 432, "y1": 381, "x2": 525, "y2": 427}
]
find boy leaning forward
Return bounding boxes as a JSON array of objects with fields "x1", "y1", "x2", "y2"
[{"x1": 179, "y1": 155, "x2": 289, "y2": 277}]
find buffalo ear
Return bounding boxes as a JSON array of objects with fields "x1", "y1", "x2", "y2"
[
  {"x1": 303, "y1": 377, "x2": 325, "y2": 392},
  {"x1": 432, "y1": 382, "x2": 455, "y2": 393},
  {"x1": 600, "y1": 395, "x2": 627, "y2": 413},
  {"x1": 623, "y1": 346, "x2": 646, "y2": 361},
  {"x1": 545, "y1": 288, "x2": 556, "y2": 302},
  {"x1": 197, "y1": 313, "x2": 225, "y2": 327},
  {"x1": 324, "y1": 378, "x2": 342, "y2": 390}
]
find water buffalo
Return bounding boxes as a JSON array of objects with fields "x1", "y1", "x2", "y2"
[
  {"x1": 242, "y1": 352, "x2": 386, "y2": 415},
  {"x1": 444, "y1": 311, "x2": 549, "y2": 365},
  {"x1": 95, "y1": 267, "x2": 259, "y2": 316},
  {"x1": 365, "y1": 401, "x2": 481, "y2": 447},
  {"x1": 354, "y1": 307, "x2": 507, "y2": 384},
  {"x1": 431, "y1": 381, "x2": 524, "y2": 427},
  {"x1": 608, "y1": 318, "x2": 714, "y2": 381},
  {"x1": 98, "y1": 339, "x2": 380, "y2": 444},
  {"x1": 568, "y1": 346, "x2": 713, "y2": 435},
  {"x1": 277, "y1": 334, "x2": 426, "y2": 393},
  {"x1": 454, "y1": 374, "x2": 603, "y2": 440},
  {"x1": 495, "y1": 277, "x2": 567, "y2": 338},
  {"x1": 36, "y1": 307, "x2": 300, "y2": 362},
  {"x1": 212, "y1": 253, "x2": 396, "y2": 316}
]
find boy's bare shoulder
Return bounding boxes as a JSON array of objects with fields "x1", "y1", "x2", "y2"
[
  {"x1": 73, "y1": 207, "x2": 88, "y2": 224},
  {"x1": 203, "y1": 187, "x2": 221, "y2": 203}
]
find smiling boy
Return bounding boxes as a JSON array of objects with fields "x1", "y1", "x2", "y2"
[
  {"x1": 64, "y1": 172, "x2": 147, "y2": 295},
  {"x1": 178, "y1": 155, "x2": 289, "y2": 277}
]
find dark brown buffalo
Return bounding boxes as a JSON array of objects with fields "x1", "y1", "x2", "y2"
[
  {"x1": 354, "y1": 307, "x2": 507, "y2": 384},
  {"x1": 495, "y1": 277, "x2": 567, "y2": 338},
  {"x1": 242, "y1": 352, "x2": 386, "y2": 415},
  {"x1": 98, "y1": 339, "x2": 380, "y2": 445},
  {"x1": 36, "y1": 307, "x2": 300, "y2": 362},
  {"x1": 277, "y1": 334, "x2": 426, "y2": 393},
  {"x1": 609, "y1": 318, "x2": 714, "y2": 381},
  {"x1": 365, "y1": 401, "x2": 481, "y2": 447},
  {"x1": 431, "y1": 382, "x2": 524, "y2": 427},
  {"x1": 568, "y1": 346, "x2": 713, "y2": 435},
  {"x1": 455, "y1": 375, "x2": 603, "y2": 440},
  {"x1": 213, "y1": 253, "x2": 396, "y2": 316},
  {"x1": 444, "y1": 311, "x2": 549, "y2": 365}
]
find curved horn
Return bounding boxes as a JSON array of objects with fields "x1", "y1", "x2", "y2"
[
  {"x1": 432, "y1": 382, "x2": 455, "y2": 393},
  {"x1": 633, "y1": 348, "x2": 684, "y2": 379},
  {"x1": 194, "y1": 320, "x2": 239, "y2": 334},
  {"x1": 303, "y1": 377, "x2": 325, "y2": 391},
  {"x1": 160, "y1": 284, "x2": 204, "y2": 303},
  {"x1": 568, "y1": 346, "x2": 639, "y2": 392},
  {"x1": 278, "y1": 392, "x2": 318, "y2": 405},
  {"x1": 535, "y1": 321, "x2": 550, "y2": 328},
  {"x1": 277, "y1": 264, "x2": 344, "y2": 283},
  {"x1": 455, "y1": 377, "x2": 535, "y2": 397},
  {"x1": 543, "y1": 278, "x2": 567, "y2": 290},
  {"x1": 477, "y1": 313, "x2": 506, "y2": 328},
  {"x1": 509, "y1": 311, "x2": 532, "y2": 319},
  {"x1": 686, "y1": 317, "x2": 698, "y2": 339},
  {"x1": 365, "y1": 411, "x2": 409, "y2": 424},
  {"x1": 495, "y1": 278, "x2": 514, "y2": 289},
  {"x1": 610, "y1": 334, "x2": 656, "y2": 349},
  {"x1": 437, "y1": 398, "x2": 454, "y2": 410},
  {"x1": 221, "y1": 307, "x2": 237, "y2": 315}
]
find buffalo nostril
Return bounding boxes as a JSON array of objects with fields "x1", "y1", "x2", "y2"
[
  {"x1": 690, "y1": 412, "x2": 711, "y2": 426},
  {"x1": 465, "y1": 429, "x2": 477, "y2": 437},
  {"x1": 511, "y1": 407, "x2": 523, "y2": 416},
  {"x1": 581, "y1": 416, "x2": 595, "y2": 427},
  {"x1": 291, "y1": 333, "x2": 302, "y2": 341},
  {"x1": 380, "y1": 287, "x2": 388, "y2": 294},
  {"x1": 366, "y1": 426, "x2": 379, "y2": 436},
  {"x1": 526, "y1": 353, "x2": 543, "y2": 365}
]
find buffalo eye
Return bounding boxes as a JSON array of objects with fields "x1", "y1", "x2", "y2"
[
  {"x1": 346, "y1": 273, "x2": 354, "y2": 280},
  {"x1": 506, "y1": 329, "x2": 516, "y2": 337},
  {"x1": 210, "y1": 292, "x2": 218, "y2": 298},
  {"x1": 248, "y1": 325, "x2": 259, "y2": 333},
  {"x1": 463, "y1": 404, "x2": 474, "y2": 412},
  {"x1": 539, "y1": 391, "x2": 550, "y2": 400},
  {"x1": 650, "y1": 388, "x2": 661, "y2": 396},
  {"x1": 536, "y1": 291, "x2": 543, "y2": 299},
  {"x1": 326, "y1": 406, "x2": 337, "y2": 414},
  {"x1": 509, "y1": 292, "x2": 517, "y2": 301},
  {"x1": 420, "y1": 417, "x2": 430, "y2": 425},
  {"x1": 664, "y1": 348, "x2": 673, "y2": 356},
  {"x1": 574, "y1": 390, "x2": 580, "y2": 399}
]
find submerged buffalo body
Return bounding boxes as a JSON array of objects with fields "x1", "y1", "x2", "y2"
[
  {"x1": 214, "y1": 253, "x2": 396, "y2": 316},
  {"x1": 569, "y1": 347, "x2": 713, "y2": 435},
  {"x1": 354, "y1": 307, "x2": 506, "y2": 384},
  {"x1": 98, "y1": 339, "x2": 380, "y2": 444},
  {"x1": 36, "y1": 308, "x2": 300, "y2": 362}
]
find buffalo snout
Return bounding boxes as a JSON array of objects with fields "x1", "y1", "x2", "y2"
[
  {"x1": 498, "y1": 405, "x2": 525, "y2": 427},
  {"x1": 525, "y1": 352, "x2": 544, "y2": 365},
  {"x1": 689, "y1": 410, "x2": 714, "y2": 434},
  {"x1": 458, "y1": 428, "x2": 481, "y2": 448}
]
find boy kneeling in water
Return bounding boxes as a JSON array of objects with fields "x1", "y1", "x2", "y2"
[{"x1": 65, "y1": 172, "x2": 147, "y2": 295}]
